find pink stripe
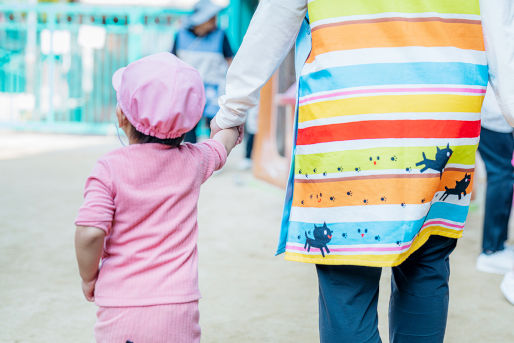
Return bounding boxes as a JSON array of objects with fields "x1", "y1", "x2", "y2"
[
  {"x1": 422, "y1": 220, "x2": 465, "y2": 229},
  {"x1": 286, "y1": 243, "x2": 412, "y2": 253},
  {"x1": 299, "y1": 87, "x2": 486, "y2": 104}
]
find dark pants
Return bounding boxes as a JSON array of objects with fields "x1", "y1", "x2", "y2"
[
  {"x1": 245, "y1": 133, "x2": 255, "y2": 159},
  {"x1": 477, "y1": 127, "x2": 514, "y2": 254},
  {"x1": 316, "y1": 235, "x2": 457, "y2": 343}
]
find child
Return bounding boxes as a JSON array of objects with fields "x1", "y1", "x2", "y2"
[
  {"x1": 74, "y1": 52, "x2": 237, "y2": 343},
  {"x1": 171, "y1": 0, "x2": 233, "y2": 143}
]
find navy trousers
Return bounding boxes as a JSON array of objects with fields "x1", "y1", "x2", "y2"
[
  {"x1": 477, "y1": 127, "x2": 514, "y2": 253},
  {"x1": 316, "y1": 235, "x2": 457, "y2": 343}
]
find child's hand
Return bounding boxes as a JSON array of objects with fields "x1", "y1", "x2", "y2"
[
  {"x1": 213, "y1": 127, "x2": 239, "y2": 155},
  {"x1": 81, "y1": 278, "x2": 97, "y2": 302}
]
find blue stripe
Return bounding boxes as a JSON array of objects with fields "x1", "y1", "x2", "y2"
[
  {"x1": 299, "y1": 62, "x2": 488, "y2": 98},
  {"x1": 287, "y1": 202, "x2": 469, "y2": 246}
]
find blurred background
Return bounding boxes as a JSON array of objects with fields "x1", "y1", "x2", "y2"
[{"x1": 0, "y1": 1, "x2": 512, "y2": 342}]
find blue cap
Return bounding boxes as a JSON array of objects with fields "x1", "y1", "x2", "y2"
[{"x1": 186, "y1": 0, "x2": 225, "y2": 27}]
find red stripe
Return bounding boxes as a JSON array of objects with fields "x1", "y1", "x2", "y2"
[{"x1": 296, "y1": 120, "x2": 481, "y2": 145}]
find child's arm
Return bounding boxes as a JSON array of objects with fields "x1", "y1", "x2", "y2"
[
  {"x1": 75, "y1": 226, "x2": 105, "y2": 301},
  {"x1": 212, "y1": 127, "x2": 239, "y2": 155}
]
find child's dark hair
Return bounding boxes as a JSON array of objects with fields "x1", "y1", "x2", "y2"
[{"x1": 131, "y1": 127, "x2": 185, "y2": 148}]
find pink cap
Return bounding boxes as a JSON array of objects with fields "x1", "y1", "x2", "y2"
[{"x1": 112, "y1": 52, "x2": 205, "y2": 139}]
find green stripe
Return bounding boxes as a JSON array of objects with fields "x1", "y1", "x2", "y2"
[
  {"x1": 308, "y1": 0, "x2": 481, "y2": 24},
  {"x1": 295, "y1": 144, "x2": 476, "y2": 175}
]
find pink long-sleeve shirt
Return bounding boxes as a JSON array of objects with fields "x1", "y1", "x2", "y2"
[{"x1": 75, "y1": 140, "x2": 227, "y2": 307}]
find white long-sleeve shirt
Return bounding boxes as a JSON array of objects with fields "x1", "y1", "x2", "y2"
[{"x1": 216, "y1": 0, "x2": 514, "y2": 129}]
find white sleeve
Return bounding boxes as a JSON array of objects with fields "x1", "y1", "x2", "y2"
[
  {"x1": 215, "y1": 0, "x2": 308, "y2": 129},
  {"x1": 480, "y1": 0, "x2": 514, "y2": 127}
]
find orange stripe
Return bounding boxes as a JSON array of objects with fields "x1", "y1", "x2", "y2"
[
  {"x1": 292, "y1": 171, "x2": 474, "y2": 207},
  {"x1": 307, "y1": 21, "x2": 484, "y2": 63}
]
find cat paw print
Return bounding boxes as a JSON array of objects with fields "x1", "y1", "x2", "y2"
[
  {"x1": 380, "y1": 196, "x2": 387, "y2": 202},
  {"x1": 329, "y1": 196, "x2": 336, "y2": 202},
  {"x1": 346, "y1": 191, "x2": 353, "y2": 196},
  {"x1": 337, "y1": 166, "x2": 343, "y2": 172},
  {"x1": 391, "y1": 156, "x2": 398, "y2": 162},
  {"x1": 374, "y1": 235, "x2": 381, "y2": 241},
  {"x1": 342, "y1": 232, "x2": 348, "y2": 239},
  {"x1": 355, "y1": 167, "x2": 361, "y2": 172}
]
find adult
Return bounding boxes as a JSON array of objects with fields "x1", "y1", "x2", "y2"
[
  {"x1": 212, "y1": 0, "x2": 514, "y2": 342},
  {"x1": 476, "y1": 83, "x2": 514, "y2": 274}
]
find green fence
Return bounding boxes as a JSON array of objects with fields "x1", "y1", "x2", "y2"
[{"x1": 0, "y1": 3, "x2": 200, "y2": 134}]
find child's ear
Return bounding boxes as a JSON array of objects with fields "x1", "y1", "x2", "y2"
[{"x1": 116, "y1": 106, "x2": 128, "y2": 127}]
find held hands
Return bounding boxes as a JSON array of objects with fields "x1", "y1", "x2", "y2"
[
  {"x1": 81, "y1": 278, "x2": 97, "y2": 302},
  {"x1": 210, "y1": 116, "x2": 245, "y2": 145}
]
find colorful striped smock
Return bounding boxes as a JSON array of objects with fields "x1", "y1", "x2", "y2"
[{"x1": 277, "y1": 0, "x2": 488, "y2": 266}]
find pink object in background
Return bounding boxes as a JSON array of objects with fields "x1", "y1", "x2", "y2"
[{"x1": 112, "y1": 52, "x2": 206, "y2": 139}]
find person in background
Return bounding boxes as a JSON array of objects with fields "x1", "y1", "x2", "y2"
[
  {"x1": 476, "y1": 83, "x2": 514, "y2": 275},
  {"x1": 172, "y1": 0, "x2": 233, "y2": 143},
  {"x1": 238, "y1": 104, "x2": 258, "y2": 170},
  {"x1": 477, "y1": 83, "x2": 514, "y2": 305}
]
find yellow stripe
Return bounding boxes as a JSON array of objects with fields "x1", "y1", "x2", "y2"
[
  {"x1": 284, "y1": 226, "x2": 462, "y2": 267},
  {"x1": 299, "y1": 94, "x2": 484, "y2": 123}
]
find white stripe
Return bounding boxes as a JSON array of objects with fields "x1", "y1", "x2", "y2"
[
  {"x1": 290, "y1": 203, "x2": 432, "y2": 223},
  {"x1": 431, "y1": 191, "x2": 472, "y2": 206},
  {"x1": 298, "y1": 112, "x2": 481, "y2": 129},
  {"x1": 310, "y1": 12, "x2": 481, "y2": 29},
  {"x1": 301, "y1": 46, "x2": 487, "y2": 76},
  {"x1": 295, "y1": 137, "x2": 480, "y2": 155},
  {"x1": 290, "y1": 193, "x2": 470, "y2": 224}
]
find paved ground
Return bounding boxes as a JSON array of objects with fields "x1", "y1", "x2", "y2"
[{"x1": 1, "y1": 132, "x2": 513, "y2": 342}]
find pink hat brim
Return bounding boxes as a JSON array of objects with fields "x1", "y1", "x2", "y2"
[{"x1": 112, "y1": 67, "x2": 126, "y2": 91}]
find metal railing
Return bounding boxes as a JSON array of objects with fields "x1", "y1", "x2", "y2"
[{"x1": 0, "y1": 3, "x2": 191, "y2": 134}]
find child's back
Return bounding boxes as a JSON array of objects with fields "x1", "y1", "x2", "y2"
[{"x1": 77, "y1": 140, "x2": 226, "y2": 306}]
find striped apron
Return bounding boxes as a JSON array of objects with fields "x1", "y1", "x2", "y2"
[{"x1": 278, "y1": 0, "x2": 488, "y2": 266}]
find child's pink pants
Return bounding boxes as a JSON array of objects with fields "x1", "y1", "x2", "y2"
[{"x1": 94, "y1": 301, "x2": 200, "y2": 343}]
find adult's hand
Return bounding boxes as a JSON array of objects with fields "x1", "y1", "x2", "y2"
[
  {"x1": 210, "y1": 116, "x2": 223, "y2": 138},
  {"x1": 210, "y1": 116, "x2": 245, "y2": 144}
]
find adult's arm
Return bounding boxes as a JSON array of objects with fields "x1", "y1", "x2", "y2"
[
  {"x1": 480, "y1": 0, "x2": 514, "y2": 126},
  {"x1": 215, "y1": 0, "x2": 307, "y2": 129}
]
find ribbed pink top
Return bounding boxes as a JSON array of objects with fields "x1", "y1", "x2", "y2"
[{"x1": 75, "y1": 140, "x2": 227, "y2": 307}]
